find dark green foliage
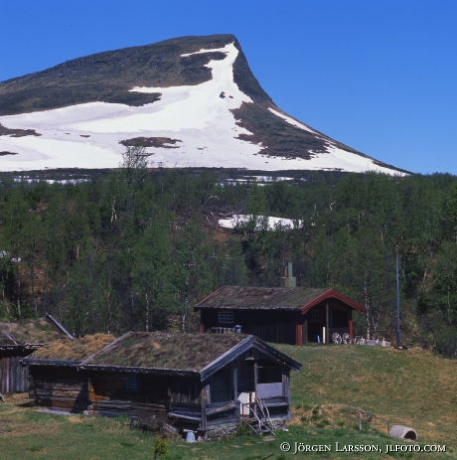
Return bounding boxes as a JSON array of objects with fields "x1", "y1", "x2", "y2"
[{"x1": 1, "y1": 168, "x2": 457, "y2": 356}]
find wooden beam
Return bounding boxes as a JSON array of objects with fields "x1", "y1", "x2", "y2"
[
  {"x1": 325, "y1": 302, "x2": 330, "y2": 344},
  {"x1": 206, "y1": 401, "x2": 236, "y2": 416},
  {"x1": 200, "y1": 384, "x2": 208, "y2": 429},
  {"x1": 233, "y1": 363, "x2": 238, "y2": 400},
  {"x1": 295, "y1": 323, "x2": 303, "y2": 346}
]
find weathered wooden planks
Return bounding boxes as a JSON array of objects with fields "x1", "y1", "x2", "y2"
[{"x1": 0, "y1": 355, "x2": 30, "y2": 393}]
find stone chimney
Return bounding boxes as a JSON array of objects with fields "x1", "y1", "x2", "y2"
[{"x1": 280, "y1": 262, "x2": 296, "y2": 288}]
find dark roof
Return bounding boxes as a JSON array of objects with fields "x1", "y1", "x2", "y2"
[
  {"x1": 0, "y1": 316, "x2": 70, "y2": 350},
  {"x1": 24, "y1": 333, "x2": 116, "y2": 366},
  {"x1": 194, "y1": 286, "x2": 366, "y2": 314},
  {"x1": 79, "y1": 332, "x2": 302, "y2": 380}
]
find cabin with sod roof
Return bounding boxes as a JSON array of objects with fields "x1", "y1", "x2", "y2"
[
  {"x1": 0, "y1": 315, "x2": 73, "y2": 394},
  {"x1": 24, "y1": 333, "x2": 116, "y2": 412},
  {"x1": 195, "y1": 265, "x2": 366, "y2": 345},
  {"x1": 25, "y1": 332, "x2": 301, "y2": 435}
]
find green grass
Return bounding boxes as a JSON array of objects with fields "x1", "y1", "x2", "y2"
[
  {"x1": 1, "y1": 345, "x2": 456, "y2": 459},
  {"x1": 279, "y1": 344, "x2": 457, "y2": 447}
]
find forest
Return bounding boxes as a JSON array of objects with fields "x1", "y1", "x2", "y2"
[{"x1": 1, "y1": 152, "x2": 457, "y2": 358}]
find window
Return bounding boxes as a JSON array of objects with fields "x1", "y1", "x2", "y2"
[{"x1": 218, "y1": 310, "x2": 234, "y2": 324}]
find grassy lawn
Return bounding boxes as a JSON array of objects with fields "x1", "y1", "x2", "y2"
[
  {"x1": 1, "y1": 345, "x2": 456, "y2": 459},
  {"x1": 280, "y1": 344, "x2": 457, "y2": 448}
]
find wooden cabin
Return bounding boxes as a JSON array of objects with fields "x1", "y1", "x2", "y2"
[
  {"x1": 195, "y1": 286, "x2": 366, "y2": 345},
  {"x1": 0, "y1": 315, "x2": 73, "y2": 394},
  {"x1": 26, "y1": 332, "x2": 301, "y2": 435},
  {"x1": 25, "y1": 333, "x2": 116, "y2": 412}
]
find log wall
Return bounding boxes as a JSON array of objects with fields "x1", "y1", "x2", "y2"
[
  {"x1": 0, "y1": 353, "x2": 30, "y2": 393},
  {"x1": 29, "y1": 366, "x2": 89, "y2": 413}
]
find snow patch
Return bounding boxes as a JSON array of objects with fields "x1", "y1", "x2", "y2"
[
  {"x1": 218, "y1": 214, "x2": 303, "y2": 231},
  {"x1": 0, "y1": 42, "x2": 406, "y2": 176},
  {"x1": 268, "y1": 108, "x2": 317, "y2": 134}
]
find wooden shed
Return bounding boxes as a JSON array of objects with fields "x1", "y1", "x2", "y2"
[
  {"x1": 25, "y1": 333, "x2": 116, "y2": 412},
  {"x1": 26, "y1": 332, "x2": 301, "y2": 435},
  {"x1": 0, "y1": 315, "x2": 73, "y2": 394},
  {"x1": 195, "y1": 286, "x2": 366, "y2": 345}
]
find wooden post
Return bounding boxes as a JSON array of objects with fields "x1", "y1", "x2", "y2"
[
  {"x1": 349, "y1": 319, "x2": 354, "y2": 337},
  {"x1": 88, "y1": 376, "x2": 94, "y2": 404},
  {"x1": 325, "y1": 302, "x2": 330, "y2": 344},
  {"x1": 284, "y1": 371, "x2": 291, "y2": 419},
  {"x1": 200, "y1": 384, "x2": 208, "y2": 430},
  {"x1": 233, "y1": 363, "x2": 238, "y2": 400},
  {"x1": 295, "y1": 323, "x2": 303, "y2": 346},
  {"x1": 233, "y1": 363, "x2": 240, "y2": 422}
]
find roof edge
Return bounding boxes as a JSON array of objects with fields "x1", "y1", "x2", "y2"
[
  {"x1": 199, "y1": 334, "x2": 302, "y2": 381},
  {"x1": 252, "y1": 336, "x2": 302, "y2": 372},
  {"x1": 79, "y1": 331, "x2": 133, "y2": 367},
  {"x1": 301, "y1": 288, "x2": 366, "y2": 314},
  {"x1": 199, "y1": 335, "x2": 253, "y2": 379},
  {"x1": 194, "y1": 285, "x2": 227, "y2": 309},
  {"x1": 79, "y1": 363, "x2": 199, "y2": 376}
]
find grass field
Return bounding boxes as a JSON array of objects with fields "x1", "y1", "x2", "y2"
[{"x1": 1, "y1": 344, "x2": 456, "y2": 459}]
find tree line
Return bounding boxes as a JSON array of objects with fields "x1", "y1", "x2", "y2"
[{"x1": 1, "y1": 160, "x2": 457, "y2": 357}]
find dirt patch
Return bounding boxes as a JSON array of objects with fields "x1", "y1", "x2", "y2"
[
  {"x1": 0, "y1": 123, "x2": 41, "y2": 137},
  {"x1": 120, "y1": 137, "x2": 182, "y2": 148}
]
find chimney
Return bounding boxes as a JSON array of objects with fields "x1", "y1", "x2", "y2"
[{"x1": 280, "y1": 262, "x2": 296, "y2": 288}]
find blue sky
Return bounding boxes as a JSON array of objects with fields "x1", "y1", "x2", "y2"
[{"x1": 1, "y1": 0, "x2": 456, "y2": 174}]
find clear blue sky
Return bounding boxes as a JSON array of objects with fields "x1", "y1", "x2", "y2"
[{"x1": 1, "y1": 0, "x2": 456, "y2": 174}]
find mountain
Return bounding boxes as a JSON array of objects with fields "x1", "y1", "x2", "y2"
[{"x1": 0, "y1": 34, "x2": 408, "y2": 174}]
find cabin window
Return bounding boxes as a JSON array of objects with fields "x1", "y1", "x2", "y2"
[
  {"x1": 218, "y1": 310, "x2": 234, "y2": 324},
  {"x1": 210, "y1": 366, "x2": 233, "y2": 402}
]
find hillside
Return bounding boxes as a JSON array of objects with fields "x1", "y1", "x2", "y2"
[
  {"x1": 1, "y1": 344, "x2": 455, "y2": 459},
  {"x1": 281, "y1": 344, "x2": 457, "y2": 449},
  {"x1": 0, "y1": 35, "x2": 408, "y2": 174},
  {"x1": 1, "y1": 169, "x2": 457, "y2": 358}
]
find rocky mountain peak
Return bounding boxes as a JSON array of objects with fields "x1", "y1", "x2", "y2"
[{"x1": 0, "y1": 35, "x2": 408, "y2": 174}]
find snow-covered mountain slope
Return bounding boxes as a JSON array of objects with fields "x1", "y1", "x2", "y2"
[{"x1": 0, "y1": 35, "x2": 408, "y2": 175}]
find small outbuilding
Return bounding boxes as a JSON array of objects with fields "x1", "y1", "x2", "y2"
[
  {"x1": 25, "y1": 333, "x2": 116, "y2": 412},
  {"x1": 26, "y1": 332, "x2": 301, "y2": 435},
  {"x1": 0, "y1": 315, "x2": 73, "y2": 394},
  {"x1": 195, "y1": 282, "x2": 366, "y2": 345}
]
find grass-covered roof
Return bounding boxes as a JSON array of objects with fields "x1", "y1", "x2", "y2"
[
  {"x1": 195, "y1": 286, "x2": 329, "y2": 310},
  {"x1": 26, "y1": 333, "x2": 116, "y2": 364},
  {"x1": 81, "y1": 332, "x2": 249, "y2": 374},
  {"x1": 0, "y1": 317, "x2": 65, "y2": 347},
  {"x1": 195, "y1": 286, "x2": 366, "y2": 313}
]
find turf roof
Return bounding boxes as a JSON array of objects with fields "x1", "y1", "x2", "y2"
[
  {"x1": 81, "y1": 332, "x2": 251, "y2": 373},
  {"x1": 26, "y1": 333, "x2": 116, "y2": 364},
  {"x1": 0, "y1": 317, "x2": 65, "y2": 347},
  {"x1": 195, "y1": 286, "x2": 366, "y2": 314},
  {"x1": 195, "y1": 286, "x2": 331, "y2": 310}
]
